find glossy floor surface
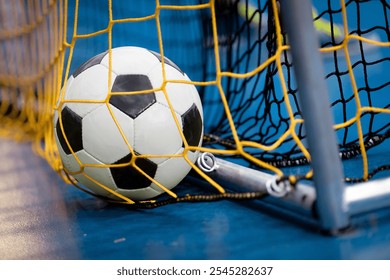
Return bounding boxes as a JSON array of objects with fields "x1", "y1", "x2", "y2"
[{"x1": 1, "y1": 139, "x2": 390, "y2": 260}]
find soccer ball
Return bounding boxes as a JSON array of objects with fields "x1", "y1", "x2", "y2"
[{"x1": 54, "y1": 46, "x2": 203, "y2": 201}]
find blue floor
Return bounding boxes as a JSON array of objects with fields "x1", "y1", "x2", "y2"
[{"x1": 1, "y1": 138, "x2": 390, "y2": 260}]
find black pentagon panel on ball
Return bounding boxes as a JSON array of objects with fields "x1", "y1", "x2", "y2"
[
  {"x1": 72, "y1": 50, "x2": 108, "y2": 78},
  {"x1": 110, "y1": 153, "x2": 158, "y2": 190},
  {"x1": 110, "y1": 74, "x2": 156, "y2": 118},
  {"x1": 56, "y1": 106, "x2": 83, "y2": 154},
  {"x1": 181, "y1": 104, "x2": 203, "y2": 147},
  {"x1": 148, "y1": 50, "x2": 184, "y2": 75}
]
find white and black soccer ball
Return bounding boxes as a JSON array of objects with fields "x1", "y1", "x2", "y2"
[{"x1": 54, "y1": 46, "x2": 203, "y2": 201}]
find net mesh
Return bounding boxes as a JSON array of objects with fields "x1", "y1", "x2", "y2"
[
  {"x1": 201, "y1": 0, "x2": 390, "y2": 183},
  {"x1": 0, "y1": 0, "x2": 389, "y2": 205}
]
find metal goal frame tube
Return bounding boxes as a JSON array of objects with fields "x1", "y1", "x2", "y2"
[
  {"x1": 196, "y1": 154, "x2": 390, "y2": 226},
  {"x1": 279, "y1": 0, "x2": 349, "y2": 231},
  {"x1": 346, "y1": 178, "x2": 390, "y2": 216},
  {"x1": 197, "y1": 154, "x2": 316, "y2": 218}
]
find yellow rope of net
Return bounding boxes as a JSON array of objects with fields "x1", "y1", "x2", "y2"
[{"x1": 0, "y1": 0, "x2": 389, "y2": 203}]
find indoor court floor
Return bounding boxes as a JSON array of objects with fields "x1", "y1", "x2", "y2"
[{"x1": 1, "y1": 138, "x2": 390, "y2": 260}]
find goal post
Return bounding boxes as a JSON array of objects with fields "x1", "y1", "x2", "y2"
[{"x1": 279, "y1": 0, "x2": 348, "y2": 231}]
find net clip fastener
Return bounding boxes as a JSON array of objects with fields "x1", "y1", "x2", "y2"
[
  {"x1": 197, "y1": 152, "x2": 219, "y2": 173},
  {"x1": 265, "y1": 177, "x2": 292, "y2": 197}
]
